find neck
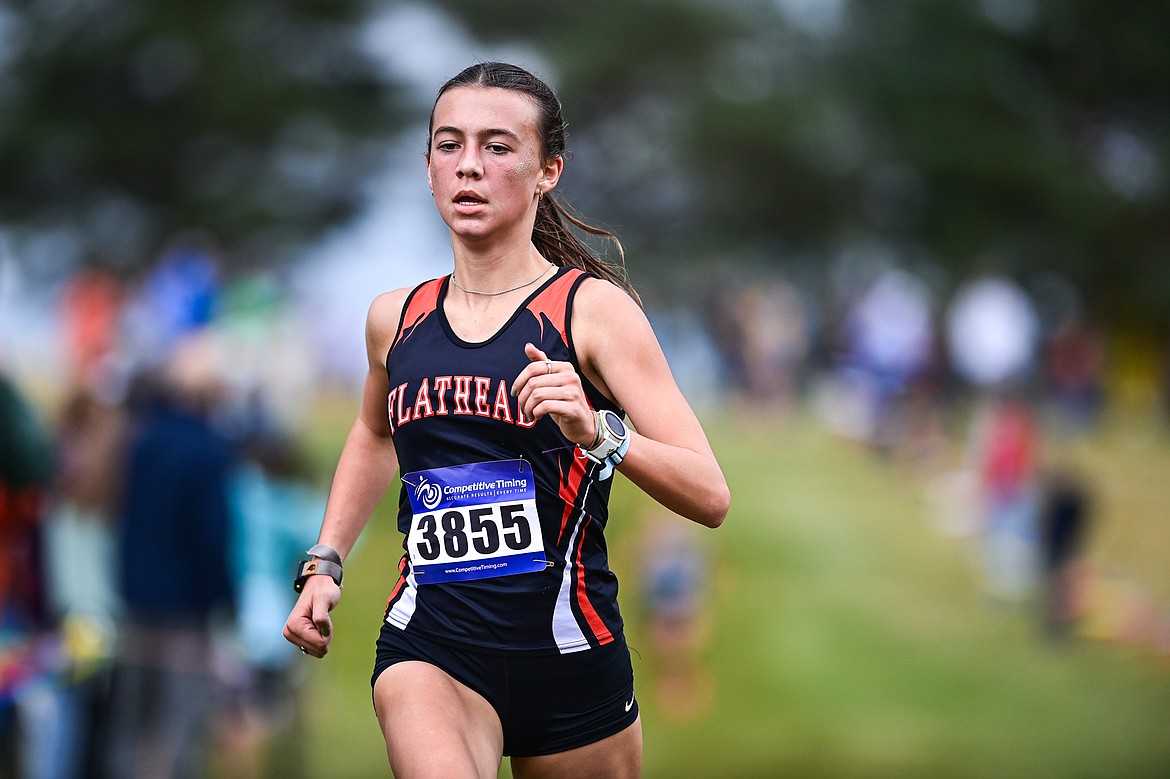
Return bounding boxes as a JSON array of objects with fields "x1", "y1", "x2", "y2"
[
  {"x1": 450, "y1": 240, "x2": 552, "y2": 296},
  {"x1": 448, "y1": 204, "x2": 541, "y2": 278}
]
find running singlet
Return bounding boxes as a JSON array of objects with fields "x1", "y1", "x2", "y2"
[{"x1": 382, "y1": 267, "x2": 624, "y2": 655}]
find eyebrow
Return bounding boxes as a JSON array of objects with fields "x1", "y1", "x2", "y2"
[{"x1": 432, "y1": 126, "x2": 524, "y2": 144}]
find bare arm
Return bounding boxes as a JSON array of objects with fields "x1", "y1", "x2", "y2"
[
  {"x1": 513, "y1": 278, "x2": 729, "y2": 528},
  {"x1": 284, "y1": 289, "x2": 406, "y2": 657}
]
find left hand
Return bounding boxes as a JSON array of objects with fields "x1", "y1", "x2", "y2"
[{"x1": 511, "y1": 342, "x2": 598, "y2": 448}]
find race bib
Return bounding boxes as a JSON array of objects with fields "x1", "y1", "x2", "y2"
[{"x1": 403, "y1": 460, "x2": 547, "y2": 584}]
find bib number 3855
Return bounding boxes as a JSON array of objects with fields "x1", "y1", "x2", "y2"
[
  {"x1": 413, "y1": 503, "x2": 532, "y2": 561},
  {"x1": 403, "y1": 460, "x2": 547, "y2": 584}
]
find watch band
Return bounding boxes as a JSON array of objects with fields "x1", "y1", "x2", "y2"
[
  {"x1": 293, "y1": 558, "x2": 343, "y2": 592},
  {"x1": 595, "y1": 436, "x2": 631, "y2": 481},
  {"x1": 306, "y1": 543, "x2": 342, "y2": 565}
]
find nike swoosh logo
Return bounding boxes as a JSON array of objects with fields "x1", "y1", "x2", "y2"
[{"x1": 624, "y1": 695, "x2": 635, "y2": 712}]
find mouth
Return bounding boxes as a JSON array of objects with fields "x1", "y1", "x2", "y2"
[{"x1": 453, "y1": 191, "x2": 486, "y2": 206}]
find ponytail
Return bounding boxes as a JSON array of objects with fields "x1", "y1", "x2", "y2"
[{"x1": 534, "y1": 194, "x2": 641, "y2": 306}]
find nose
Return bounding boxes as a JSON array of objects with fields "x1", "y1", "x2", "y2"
[{"x1": 456, "y1": 148, "x2": 482, "y2": 179}]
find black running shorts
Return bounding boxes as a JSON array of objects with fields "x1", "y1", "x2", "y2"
[{"x1": 371, "y1": 623, "x2": 639, "y2": 757}]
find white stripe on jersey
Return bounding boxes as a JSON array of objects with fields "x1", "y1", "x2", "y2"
[
  {"x1": 551, "y1": 482, "x2": 593, "y2": 654},
  {"x1": 385, "y1": 569, "x2": 419, "y2": 629}
]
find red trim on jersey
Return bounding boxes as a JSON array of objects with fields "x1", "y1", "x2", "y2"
[
  {"x1": 573, "y1": 516, "x2": 614, "y2": 645},
  {"x1": 525, "y1": 269, "x2": 583, "y2": 347},
  {"x1": 557, "y1": 454, "x2": 588, "y2": 545},
  {"x1": 392, "y1": 277, "x2": 445, "y2": 353},
  {"x1": 384, "y1": 555, "x2": 409, "y2": 612}
]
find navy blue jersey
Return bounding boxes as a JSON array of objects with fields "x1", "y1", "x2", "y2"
[{"x1": 382, "y1": 267, "x2": 625, "y2": 655}]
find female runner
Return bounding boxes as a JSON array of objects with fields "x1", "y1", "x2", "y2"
[{"x1": 284, "y1": 62, "x2": 729, "y2": 779}]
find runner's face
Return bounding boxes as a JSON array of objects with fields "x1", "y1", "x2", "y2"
[{"x1": 427, "y1": 87, "x2": 557, "y2": 241}]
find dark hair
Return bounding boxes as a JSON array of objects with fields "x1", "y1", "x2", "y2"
[{"x1": 429, "y1": 62, "x2": 639, "y2": 304}]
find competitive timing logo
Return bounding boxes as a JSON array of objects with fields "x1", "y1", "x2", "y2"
[{"x1": 414, "y1": 475, "x2": 443, "y2": 510}]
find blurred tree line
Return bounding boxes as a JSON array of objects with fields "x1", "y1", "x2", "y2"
[
  {"x1": 1, "y1": 0, "x2": 1167, "y2": 327},
  {"x1": 0, "y1": 0, "x2": 404, "y2": 274}
]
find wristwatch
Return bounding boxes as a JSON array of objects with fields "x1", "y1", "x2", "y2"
[
  {"x1": 583, "y1": 409, "x2": 631, "y2": 480},
  {"x1": 293, "y1": 559, "x2": 343, "y2": 592}
]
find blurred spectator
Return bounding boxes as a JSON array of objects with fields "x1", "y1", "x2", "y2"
[
  {"x1": 1037, "y1": 467, "x2": 1093, "y2": 640},
  {"x1": 637, "y1": 512, "x2": 715, "y2": 723},
  {"x1": 215, "y1": 422, "x2": 325, "y2": 779},
  {"x1": 829, "y1": 268, "x2": 936, "y2": 451},
  {"x1": 712, "y1": 275, "x2": 811, "y2": 411},
  {"x1": 60, "y1": 269, "x2": 124, "y2": 392},
  {"x1": 972, "y1": 393, "x2": 1041, "y2": 601},
  {"x1": 43, "y1": 389, "x2": 127, "y2": 621},
  {"x1": 1043, "y1": 316, "x2": 1106, "y2": 435},
  {"x1": 29, "y1": 386, "x2": 128, "y2": 779},
  {"x1": 120, "y1": 235, "x2": 221, "y2": 374},
  {"x1": 945, "y1": 275, "x2": 1045, "y2": 601},
  {"x1": 0, "y1": 371, "x2": 55, "y2": 776},
  {"x1": 103, "y1": 334, "x2": 236, "y2": 779}
]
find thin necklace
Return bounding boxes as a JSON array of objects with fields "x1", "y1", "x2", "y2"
[{"x1": 450, "y1": 263, "x2": 554, "y2": 296}]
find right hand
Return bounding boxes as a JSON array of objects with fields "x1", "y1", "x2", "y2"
[
  {"x1": 283, "y1": 574, "x2": 342, "y2": 658},
  {"x1": 511, "y1": 342, "x2": 598, "y2": 448}
]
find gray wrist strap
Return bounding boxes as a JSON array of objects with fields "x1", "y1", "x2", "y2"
[
  {"x1": 306, "y1": 544, "x2": 342, "y2": 565},
  {"x1": 295, "y1": 559, "x2": 343, "y2": 592}
]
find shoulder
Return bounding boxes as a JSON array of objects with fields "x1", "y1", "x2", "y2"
[
  {"x1": 571, "y1": 275, "x2": 659, "y2": 400},
  {"x1": 368, "y1": 287, "x2": 412, "y2": 328},
  {"x1": 366, "y1": 286, "x2": 416, "y2": 363},
  {"x1": 573, "y1": 274, "x2": 642, "y2": 317},
  {"x1": 572, "y1": 275, "x2": 650, "y2": 345}
]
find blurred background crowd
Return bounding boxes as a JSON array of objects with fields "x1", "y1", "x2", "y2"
[
  {"x1": 1, "y1": 242, "x2": 327, "y2": 777},
  {"x1": 2, "y1": 1, "x2": 1169, "y2": 777}
]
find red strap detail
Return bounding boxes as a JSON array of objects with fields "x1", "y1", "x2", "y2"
[
  {"x1": 391, "y1": 277, "x2": 445, "y2": 353},
  {"x1": 573, "y1": 516, "x2": 614, "y2": 645},
  {"x1": 556, "y1": 454, "x2": 588, "y2": 545},
  {"x1": 384, "y1": 555, "x2": 409, "y2": 613},
  {"x1": 525, "y1": 268, "x2": 583, "y2": 348}
]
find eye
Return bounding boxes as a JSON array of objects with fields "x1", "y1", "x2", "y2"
[
  {"x1": 486, "y1": 143, "x2": 511, "y2": 154},
  {"x1": 435, "y1": 141, "x2": 459, "y2": 153}
]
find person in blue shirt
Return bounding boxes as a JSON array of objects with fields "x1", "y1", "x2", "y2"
[{"x1": 105, "y1": 344, "x2": 236, "y2": 779}]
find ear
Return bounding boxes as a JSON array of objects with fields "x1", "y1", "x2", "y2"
[
  {"x1": 539, "y1": 155, "x2": 564, "y2": 194},
  {"x1": 425, "y1": 152, "x2": 433, "y2": 192}
]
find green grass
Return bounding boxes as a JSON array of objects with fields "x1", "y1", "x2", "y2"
[{"x1": 290, "y1": 404, "x2": 1170, "y2": 779}]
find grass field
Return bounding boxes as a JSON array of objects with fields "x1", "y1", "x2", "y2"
[{"x1": 289, "y1": 401, "x2": 1170, "y2": 779}]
